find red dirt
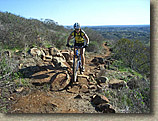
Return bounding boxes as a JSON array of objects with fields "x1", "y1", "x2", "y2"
[{"x1": 8, "y1": 43, "x2": 110, "y2": 113}]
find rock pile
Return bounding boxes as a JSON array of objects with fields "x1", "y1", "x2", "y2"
[
  {"x1": 15, "y1": 46, "x2": 129, "y2": 113},
  {"x1": 28, "y1": 47, "x2": 73, "y2": 91}
]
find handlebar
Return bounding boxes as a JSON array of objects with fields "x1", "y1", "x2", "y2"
[{"x1": 68, "y1": 45, "x2": 87, "y2": 49}]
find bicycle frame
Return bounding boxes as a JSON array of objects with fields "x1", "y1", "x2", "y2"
[
  {"x1": 75, "y1": 49, "x2": 82, "y2": 72},
  {"x1": 73, "y1": 46, "x2": 84, "y2": 82}
]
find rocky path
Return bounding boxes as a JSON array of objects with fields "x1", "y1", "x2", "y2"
[{"x1": 8, "y1": 43, "x2": 118, "y2": 113}]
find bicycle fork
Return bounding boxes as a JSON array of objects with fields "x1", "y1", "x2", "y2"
[{"x1": 73, "y1": 49, "x2": 82, "y2": 82}]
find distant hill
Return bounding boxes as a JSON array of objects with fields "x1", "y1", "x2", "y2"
[
  {"x1": 0, "y1": 11, "x2": 69, "y2": 50},
  {"x1": 65, "y1": 25, "x2": 150, "y2": 46},
  {"x1": 0, "y1": 11, "x2": 150, "y2": 52},
  {"x1": 0, "y1": 12, "x2": 106, "y2": 53},
  {"x1": 87, "y1": 25, "x2": 150, "y2": 45}
]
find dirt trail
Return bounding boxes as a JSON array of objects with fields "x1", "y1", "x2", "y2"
[
  {"x1": 86, "y1": 43, "x2": 110, "y2": 59},
  {"x1": 84, "y1": 43, "x2": 111, "y2": 75},
  {"x1": 9, "y1": 43, "x2": 114, "y2": 113},
  {"x1": 103, "y1": 43, "x2": 111, "y2": 57}
]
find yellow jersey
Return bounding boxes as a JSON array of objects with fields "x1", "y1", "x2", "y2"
[{"x1": 70, "y1": 30, "x2": 86, "y2": 43}]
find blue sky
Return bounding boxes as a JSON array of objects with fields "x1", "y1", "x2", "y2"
[{"x1": 0, "y1": 0, "x2": 150, "y2": 26}]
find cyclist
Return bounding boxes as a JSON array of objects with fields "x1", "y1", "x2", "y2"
[{"x1": 66, "y1": 22, "x2": 89, "y2": 72}]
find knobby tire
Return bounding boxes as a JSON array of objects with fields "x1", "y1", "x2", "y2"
[
  {"x1": 73, "y1": 56, "x2": 77, "y2": 82},
  {"x1": 79, "y1": 60, "x2": 83, "y2": 75}
]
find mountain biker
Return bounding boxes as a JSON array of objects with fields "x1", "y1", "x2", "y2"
[{"x1": 66, "y1": 22, "x2": 89, "y2": 72}]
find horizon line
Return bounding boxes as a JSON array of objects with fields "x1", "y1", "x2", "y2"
[{"x1": 64, "y1": 24, "x2": 150, "y2": 27}]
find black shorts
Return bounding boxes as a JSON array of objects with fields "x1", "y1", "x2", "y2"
[{"x1": 74, "y1": 42, "x2": 84, "y2": 47}]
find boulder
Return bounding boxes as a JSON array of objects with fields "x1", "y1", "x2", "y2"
[
  {"x1": 97, "y1": 57, "x2": 105, "y2": 64},
  {"x1": 50, "y1": 71, "x2": 71, "y2": 91},
  {"x1": 89, "y1": 74, "x2": 97, "y2": 85},
  {"x1": 96, "y1": 103, "x2": 115, "y2": 113},
  {"x1": 98, "y1": 65, "x2": 105, "y2": 70},
  {"x1": 109, "y1": 79, "x2": 127, "y2": 89},
  {"x1": 2, "y1": 50, "x2": 11, "y2": 57},
  {"x1": 56, "y1": 52, "x2": 65, "y2": 60},
  {"x1": 43, "y1": 55, "x2": 53, "y2": 62},
  {"x1": 89, "y1": 81, "x2": 97, "y2": 85},
  {"x1": 91, "y1": 94, "x2": 116, "y2": 113},
  {"x1": 74, "y1": 94, "x2": 82, "y2": 99},
  {"x1": 67, "y1": 84, "x2": 89, "y2": 93},
  {"x1": 18, "y1": 63, "x2": 23, "y2": 69},
  {"x1": 91, "y1": 94, "x2": 109, "y2": 105},
  {"x1": 67, "y1": 60, "x2": 73, "y2": 67},
  {"x1": 91, "y1": 57, "x2": 97, "y2": 63},
  {"x1": 104, "y1": 60, "x2": 110, "y2": 69},
  {"x1": 80, "y1": 84, "x2": 89, "y2": 93},
  {"x1": 77, "y1": 75, "x2": 89, "y2": 86},
  {"x1": 29, "y1": 48, "x2": 44, "y2": 57},
  {"x1": 42, "y1": 48, "x2": 49, "y2": 55},
  {"x1": 89, "y1": 85, "x2": 97, "y2": 91},
  {"x1": 91, "y1": 57, "x2": 105, "y2": 65},
  {"x1": 97, "y1": 76, "x2": 109, "y2": 84},
  {"x1": 49, "y1": 47, "x2": 60, "y2": 56},
  {"x1": 67, "y1": 85, "x2": 80, "y2": 94},
  {"x1": 40, "y1": 49, "x2": 46, "y2": 57},
  {"x1": 52, "y1": 57, "x2": 67, "y2": 68},
  {"x1": 61, "y1": 51, "x2": 71, "y2": 61},
  {"x1": 15, "y1": 87, "x2": 24, "y2": 93},
  {"x1": 89, "y1": 73, "x2": 95, "y2": 77}
]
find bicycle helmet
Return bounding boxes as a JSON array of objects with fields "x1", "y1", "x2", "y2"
[{"x1": 74, "y1": 22, "x2": 81, "y2": 29}]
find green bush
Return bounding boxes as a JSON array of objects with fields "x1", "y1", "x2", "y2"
[
  {"x1": 0, "y1": 11, "x2": 69, "y2": 50},
  {"x1": 86, "y1": 41, "x2": 101, "y2": 52},
  {"x1": 83, "y1": 28, "x2": 105, "y2": 53},
  {"x1": 112, "y1": 38, "x2": 150, "y2": 76},
  {"x1": 0, "y1": 58, "x2": 11, "y2": 79},
  {"x1": 103, "y1": 78, "x2": 150, "y2": 113}
]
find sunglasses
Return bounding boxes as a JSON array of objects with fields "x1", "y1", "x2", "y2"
[{"x1": 75, "y1": 29, "x2": 80, "y2": 31}]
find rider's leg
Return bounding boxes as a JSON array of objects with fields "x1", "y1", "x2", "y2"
[
  {"x1": 80, "y1": 48, "x2": 85, "y2": 68},
  {"x1": 74, "y1": 47, "x2": 76, "y2": 57}
]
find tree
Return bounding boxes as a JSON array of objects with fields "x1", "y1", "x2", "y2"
[{"x1": 113, "y1": 38, "x2": 150, "y2": 75}]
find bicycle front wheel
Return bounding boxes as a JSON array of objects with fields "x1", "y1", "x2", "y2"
[
  {"x1": 73, "y1": 56, "x2": 77, "y2": 82},
  {"x1": 79, "y1": 61, "x2": 83, "y2": 75}
]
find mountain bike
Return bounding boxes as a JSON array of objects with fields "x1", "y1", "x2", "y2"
[{"x1": 69, "y1": 45, "x2": 86, "y2": 82}]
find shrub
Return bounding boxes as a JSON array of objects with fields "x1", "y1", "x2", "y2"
[
  {"x1": 112, "y1": 38, "x2": 150, "y2": 76},
  {"x1": 86, "y1": 41, "x2": 101, "y2": 53},
  {"x1": 83, "y1": 27, "x2": 105, "y2": 53},
  {"x1": 103, "y1": 77, "x2": 150, "y2": 113},
  {"x1": 0, "y1": 12, "x2": 69, "y2": 50}
]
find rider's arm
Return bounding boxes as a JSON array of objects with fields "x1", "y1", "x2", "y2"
[
  {"x1": 67, "y1": 35, "x2": 73, "y2": 45},
  {"x1": 84, "y1": 34, "x2": 89, "y2": 45}
]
